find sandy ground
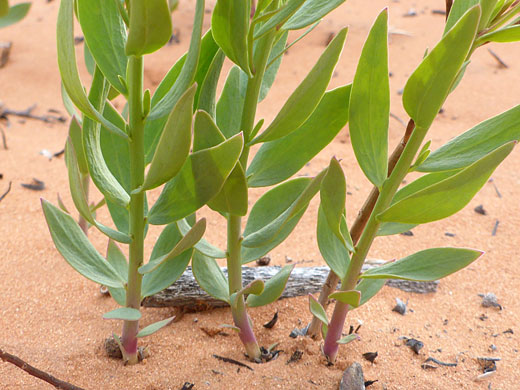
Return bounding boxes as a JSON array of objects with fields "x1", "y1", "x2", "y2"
[{"x1": 1, "y1": 0, "x2": 519, "y2": 389}]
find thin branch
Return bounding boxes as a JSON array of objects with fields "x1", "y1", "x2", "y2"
[
  {"x1": 446, "y1": 0, "x2": 453, "y2": 20},
  {"x1": 0, "y1": 126, "x2": 7, "y2": 149},
  {"x1": 0, "y1": 181, "x2": 11, "y2": 203},
  {"x1": 0, "y1": 349, "x2": 86, "y2": 390},
  {"x1": 0, "y1": 104, "x2": 66, "y2": 123},
  {"x1": 306, "y1": 120, "x2": 415, "y2": 339}
]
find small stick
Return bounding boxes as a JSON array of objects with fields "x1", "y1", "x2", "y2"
[
  {"x1": 0, "y1": 348, "x2": 86, "y2": 390},
  {"x1": 424, "y1": 356, "x2": 458, "y2": 367},
  {"x1": 0, "y1": 181, "x2": 11, "y2": 203},
  {"x1": 492, "y1": 220, "x2": 499, "y2": 236},
  {"x1": 487, "y1": 49, "x2": 509, "y2": 68},
  {"x1": 212, "y1": 354, "x2": 254, "y2": 371},
  {"x1": 446, "y1": 0, "x2": 453, "y2": 20},
  {"x1": 0, "y1": 126, "x2": 7, "y2": 149},
  {"x1": 488, "y1": 178, "x2": 502, "y2": 198},
  {"x1": 0, "y1": 104, "x2": 66, "y2": 123}
]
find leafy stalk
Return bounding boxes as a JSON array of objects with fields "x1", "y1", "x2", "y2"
[
  {"x1": 120, "y1": 55, "x2": 145, "y2": 365},
  {"x1": 322, "y1": 125, "x2": 428, "y2": 361},
  {"x1": 306, "y1": 120, "x2": 415, "y2": 339},
  {"x1": 225, "y1": 26, "x2": 278, "y2": 360}
]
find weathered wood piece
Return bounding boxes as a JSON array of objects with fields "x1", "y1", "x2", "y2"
[{"x1": 142, "y1": 265, "x2": 438, "y2": 310}]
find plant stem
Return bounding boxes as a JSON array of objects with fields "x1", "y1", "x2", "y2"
[
  {"x1": 323, "y1": 123, "x2": 427, "y2": 362},
  {"x1": 227, "y1": 215, "x2": 260, "y2": 359},
  {"x1": 121, "y1": 55, "x2": 145, "y2": 365},
  {"x1": 307, "y1": 120, "x2": 415, "y2": 339},
  {"x1": 225, "y1": 27, "x2": 277, "y2": 361}
]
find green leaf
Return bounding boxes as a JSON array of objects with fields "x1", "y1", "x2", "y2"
[
  {"x1": 329, "y1": 290, "x2": 361, "y2": 308},
  {"x1": 68, "y1": 117, "x2": 88, "y2": 174},
  {"x1": 378, "y1": 142, "x2": 515, "y2": 224},
  {"x1": 136, "y1": 317, "x2": 175, "y2": 338},
  {"x1": 247, "y1": 265, "x2": 294, "y2": 307},
  {"x1": 241, "y1": 179, "x2": 310, "y2": 263},
  {"x1": 141, "y1": 249, "x2": 192, "y2": 298},
  {"x1": 41, "y1": 200, "x2": 124, "y2": 289},
  {"x1": 320, "y1": 158, "x2": 347, "y2": 246},
  {"x1": 231, "y1": 280, "x2": 265, "y2": 308},
  {"x1": 149, "y1": 0, "x2": 204, "y2": 120},
  {"x1": 207, "y1": 163, "x2": 248, "y2": 216},
  {"x1": 418, "y1": 104, "x2": 520, "y2": 172},
  {"x1": 403, "y1": 6, "x2": 480, "y2": 129},
  {"x1": 100, "y1": 103, "x2": 142, "y2": 235},
  {"x1": 142, "y1": 85, "x2": 196, "y2": 191},
  {"x1": 212, "y1": 0, "x2": 250, "y2": 75},
  {"x1": 444, "y1": 0, "x2": 480, "y2": 33},
  {"x1": 197, "y1": 50, "x2": 226, "y2": 117},
  {"x1": 103, "y1": 307, "x2": 141, "y2": 321},
  {"x1": 242, "y1": 171, "x2": 326, "y2": 248},
  {"x1": 479, "y1": 24, "x2": 520, "y2": 42},
  {"x1": 141, "y1": 222, "x2": 192, "y2": 298},
  {"x1": 77, "y1": 0, "x2": 127, "y2": 94},
  {"x1": 250, "y1": 27, "x2": 347, "y2": 144},
  {"x1": 283, "y1": 0, "x2": 345, "y2": 30},
  {"x1": 317, "y1": 206, "x2": 351, "y2": 279},
  {"x1": 349, "y1": 9, "x2": 389, "y2": 188},
  {"x1": 148, "y1": 133, "x2": 244, "y2": 225},
  {"x1": 150, "y1": 222, "x2": 182, "y2": 261},
  {"x1": 376, "y1": 222, "x2": 417, "y2": 236},
  {"x1": 0, "y1": 0, "x2": 8, "y2": 17},
  {"x1": 337, "y1": 334, "x2": 358, "y2": 344},
  {"x1": 145, "y1": 30, "x2": 219, "y2": 163},
  {"x1": 125, "y1": 0, "x2": 172, "y2": 56},
  {"x1": 192, "y1": 251, "x2": 230, "y2": 303},
  {"x1": 192, "y1": 110, "x2": 248, "y2": 216},
  {"x1": 247, "y1": 85, "x2": 351, "y2": 187},
  {"x1": 392, "y1": 171, "x2": 461, "y2": 204},
  {"x1": 241, "y1": 208, "x2": 306, "y2": 264},
  {"x1": 193, "y1": 110, "x2": 226, "y2": 152},
  {"x1": 139, "y1": 218, "x2": 206, "y2": 274},
  {"x1": 66, "y1": 137, "x2": 131, "y2": 244},
  {"x1": 83, "y1": 69, "x2": 130, "y2": 209},
  {"x1": 360, "y1": 247, "x2": 483, "y2": 281},
  {"x1": 355, "y1": 278, "x2": 386, "y2": 307},
  {"x1": 309, "y1": 294, "x2": 329, "y2": 325},
  {"x1": 254, "y1": 0, "x2": 306, "y2": 39},
  {"x1": 106, "y1": 240, "x2": 128, "y2": 282},
  {"x1": 177, "y1": 219, "x2": 226, "y2": 258},
  {"x1": 56, "y1": 0, "x2": 127, "y2": 138},
  {"x1": 259, "y1": 31, "x2": 289, "y2": 102},
  {"x1": 0, "y1": 2, "x2": 30, "y2": 28},
  {"x1": 216, "y1": 66, "x2": 248, "y2": 139},
  {"x1": 479, "y1": 0, "x2": 500, "y2": 31},
  {"x1": 108, "y1": 287, "x2": 126, "y2": 306}
]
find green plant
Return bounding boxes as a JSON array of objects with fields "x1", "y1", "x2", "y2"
[
  {"x1": 307, "y1": 1, "x2": 520, "y2": 363},
  {"x1": 0, "y1": 0, "x2": 30, "y2": 29},
  {"x1": 187, "y1": 0, "x2": 350, "y2": 361},
  {"x1": 42, "y1": 0, "x2": 245, "y2": 365}
]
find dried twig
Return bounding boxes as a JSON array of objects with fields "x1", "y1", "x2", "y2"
[
  {"x1": 212, "y1": 354, "x2": 254, "y2": 371},
  {"x1": 0, "y1": 348, "x2": 86, "y2": 390},
  {"x1": 488, "y1": 49, "x2": 509, "y2": 68},
  {"x1": 0, "y1": 126, "x2": 7, "y2": 149},
  {"x1": 446, "y1": 0, "x2": 453, "y2": 20},
  {"x1": 0, "y1": 104, "x2": 66, "y2": 123},
  {"x1": 0, "y1": 181, "x2": 11, "y2": 203}
]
